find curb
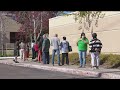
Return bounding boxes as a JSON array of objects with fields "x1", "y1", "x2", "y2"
[
  {"x1": 0, "y1": 61, "x2": 120, "y2": 79},
  {"x1": 0, "y1": 57, "x2": 20, "y2": 60}
]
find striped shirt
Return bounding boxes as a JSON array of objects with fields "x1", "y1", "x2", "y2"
[{"x1": 89, "y1": 38, "x2": 102, "y2": 52}]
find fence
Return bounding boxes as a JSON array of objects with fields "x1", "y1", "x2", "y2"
[{"x1": 0, "y1": 43, "x2": 14, "y2": 56}]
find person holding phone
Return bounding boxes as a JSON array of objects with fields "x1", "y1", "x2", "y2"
[{"x1": 77, "y1": 32, "x2": 89, "y2": 68}]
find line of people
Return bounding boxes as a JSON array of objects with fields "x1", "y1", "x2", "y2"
[
  {"x1": 49, "y1": 32, "x2": 102, "y2": 69},
  {"x1": 13, "y1": 32, "x2": 102, "y2": 70},
  {"x1": 13, "y1": 40, "x2": 30, "y2": 63},
  {"x1": 77, "y1": 32, "x2": 102, "y2": 69}
]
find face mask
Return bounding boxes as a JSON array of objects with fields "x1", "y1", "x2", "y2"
[
  {"x1": 93, "y1": 36, "x2": 97, "y2": 39},
  {"x1": 82, "y1": 36, "x2": 85, "y2": 39}
]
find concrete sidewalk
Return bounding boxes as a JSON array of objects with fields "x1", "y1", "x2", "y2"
[
  {"x1": 0, "y1": 58, "x2": 120, "y2": 79},
  {"x1": 0, "y1": 57, "x2": 20, "y2": 60}
]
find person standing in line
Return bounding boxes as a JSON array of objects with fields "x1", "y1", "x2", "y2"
[
  {"x1": 19, "y1": 40, "x2": 25, "y2": 61},
  {"x1": 17, "y1": 40, "x2": 20, "y2": 56},
  {"x1": 51, "y1": 34, "x2": 61, "y2": 66},
  {"x1": 42, "y1": 34, "x2": 50, "y2": 64},
  {"x1": 25, "y1": 42, "x2": 29, "y2": 61},
  {"x1": 33, "y1": 41, "x2": 39, "y2": 61},
  {"x1": 89, "y1": 33, "x2": 102, "y2": 69},
  {"x1": 60, "y1": 37, "x2": 70, "y2": 65},
  {"x1": 37, "y1": 33, "x2": 43, "y2": 63},
  {"x1": 13, "y1": 39, "x2": 19, "y2": 63},
  {"x1": 26, "y1": 43, "x2": 30, "y2": 58},
  {"x1": 31, "y1": 39, "x2": 35, "y2": 60},
  {"x1": 77, "y1": 32, "x2": 89, "y2": 68}
]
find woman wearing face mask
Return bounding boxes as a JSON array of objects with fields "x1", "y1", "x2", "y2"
[{"x1": 77, "y1": 32, "x2": 89, "y2": 68}]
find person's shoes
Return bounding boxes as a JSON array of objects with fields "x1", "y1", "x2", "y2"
[
  {"x1": 78, "y1": 66, "x2": 82, "y2": 68},
  {"x1": 41, "y1": 61, "x2": 43, "y2": 64},
  {"x1": 92, "y1": 66, "x2": 96, "y2": 70},
  {"x1": 96, "y1": 66, "x2": 99, "y2": 69},
  {"x1": 66, "y1": 64, "x2": 69, "y2": 65},
  {"x1": 47, "y1": 62, "x2": 49, "y2": 64},
  {"x1": 92, "y1": 67, "x2": 95, "y2": 70},
  {"x1": 58, "y1": 64, "x2": 61, "y2": 66},
  {"x1": 16, "y1": 61, "x2": 19, "y2": 63},
  {"x1": 82, "y1": 66, "x2": 85, "y2": 68},
  {"x1": 53, "y1": 64, "x2": 54, "y2": 66},
  {"x1": 13, "y1": 60, "x2": 19, "y2": 63},
  {"x1": 13, "y1": 59, "x2": 16, "y2": 62}
]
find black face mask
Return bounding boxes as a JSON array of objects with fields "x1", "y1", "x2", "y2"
[
  {"x1": 93, "y1": 36, "x2": 97, "y2": 39},
  {"x1": 92, "y1": 33, "x2": 97, "y2": 39}
]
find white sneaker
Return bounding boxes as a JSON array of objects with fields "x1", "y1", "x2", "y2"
[
  {"x1": 96, "y1": 66, "x2": 99, "y2": 69},
  {"x1": 92, "y1": 66, "x2": 96, "y2": 70}
]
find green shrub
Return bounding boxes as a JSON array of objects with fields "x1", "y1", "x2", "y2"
[
  {"x1": 50, "y1": 53, "x2": 120, "y2": 68},
  {"x1": 106, "y1": 54, "x2": 120, "y2": 68},
  {"x1": 100, "y1": 54, "x2": 110, "y2": 65},
  {"x1": 68, "y1": 53, "x2": 79, "y2": 65},
  {"x1": 99, "y1": 54, "x2": 120, "y2": 68}
]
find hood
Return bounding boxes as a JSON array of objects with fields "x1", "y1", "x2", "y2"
[{"x1": 62, "y1": 40, "x2": 67, "y2": 43}]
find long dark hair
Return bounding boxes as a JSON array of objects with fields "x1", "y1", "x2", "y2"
[{"x1": 80, "y1": 32, "x2": 86, "y2": 39}]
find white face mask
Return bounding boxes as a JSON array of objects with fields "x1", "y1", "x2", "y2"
[{"x1": 82, "y1": 35, "x2": 85, "y2": 39}]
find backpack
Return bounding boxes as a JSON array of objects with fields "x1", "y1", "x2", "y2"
[{"x1": 68, "y1": 45, "x2": 72, "y2": 52}]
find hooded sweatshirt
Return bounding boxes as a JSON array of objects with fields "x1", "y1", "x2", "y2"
[{"x1": 60, "y1": 40, "x2": 69, "y2": 53}]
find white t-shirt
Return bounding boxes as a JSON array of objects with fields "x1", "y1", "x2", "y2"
[
  {"x1": 31, "y1": 43, "x2": 35, "y2": 48},
  {"x1": 60, "y1": 40, "x2": 69, "y2": 53},
  {"x1": 19, "y1": 42, "x2": 25, "y2": 49}
]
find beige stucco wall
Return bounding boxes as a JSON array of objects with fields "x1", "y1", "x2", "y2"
[
  {"x1": 0, "y1": 15, "x2": 21, "y2": 50},
  {"x1": 49, "y1": 11, "x2": 120, "y2": 54},
  {"x1": 3, "y1": 15, "x2": 21, "y2": 43}
]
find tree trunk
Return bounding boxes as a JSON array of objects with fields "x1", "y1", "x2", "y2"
[
  {"x1": 40, "y1": 12, "x2": 43, "y2": 34},
  {"x1": 33, "y1": 16, "x2": 36, "y2": 42},
  {"x1": 0, "y1": 14, "x2": 4, "y2": 56}
]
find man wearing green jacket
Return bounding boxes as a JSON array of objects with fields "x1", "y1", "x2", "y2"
[
  {"x1": 77, "y1": 32, "x2": 89, "y2": 68},
  {"x1": 42, "y1": 34, "x2": 50, "y2": 64}
]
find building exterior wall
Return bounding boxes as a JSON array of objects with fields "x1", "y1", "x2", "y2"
[
  {"x1": 0, "y1": 15, "x2": 21, "y2": 52},
  {"x1": 49, "y1": 11, "x2": 120, "y2": 54}
]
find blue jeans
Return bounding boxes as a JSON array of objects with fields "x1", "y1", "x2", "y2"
[
  {"x1": 42, "y1": 52, "x2": 49, "y2": 64},
  {"x1": 52, "y1": 49, "x2": 60, "y2": 65},
  {"x1": 78, "y1": 50, "x2": 87, "y2": 67}
]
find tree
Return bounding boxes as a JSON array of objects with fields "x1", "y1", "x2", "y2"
[
  {"x1": 64, "y1": 11, "x2": 105, "y2": 34},
  {"x1": 7, "y1": 11, "x2": 59, "y2": 42}
]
